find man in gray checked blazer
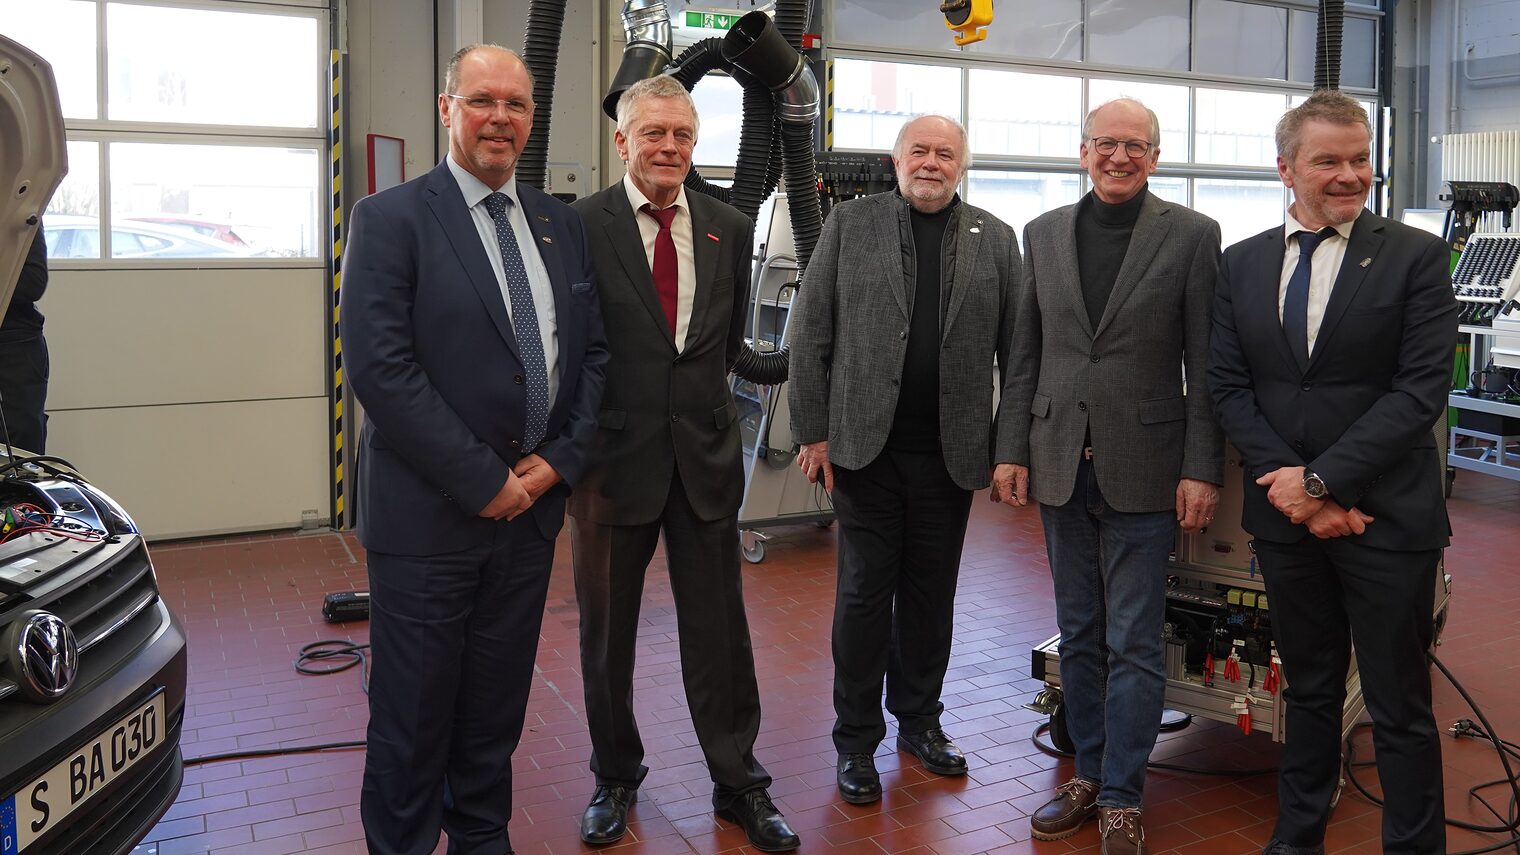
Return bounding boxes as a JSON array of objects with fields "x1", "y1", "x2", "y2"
[
  {"x1": 995, "y1": 98, "x2": 1224, "y2": 855},
  {"x1": 787, "y1": 114, "x2": 1021, "y2": 806}
]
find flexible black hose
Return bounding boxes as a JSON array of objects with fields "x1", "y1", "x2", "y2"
[
  {"x1": 724, "y1": 83, "x2": 779, "y2": 222},
  {"x1": 1313, "y1": 0, "x2": 1345, "y2": 91},
  {"x1": 667, "y1": 37, "x2": 726, "y2": 87},
  {"x1": 780, "y1": 122, "x2": 821, "y2": 276},
  {"x1": 518, "y1": 0, "x2": 568, "y2": 190},
  {"x1": 732, "y1": 345, "x2": 790, "y2": 385},
  {"x1": 774, "y1": 0, "x2": 812, "y2": 49}
]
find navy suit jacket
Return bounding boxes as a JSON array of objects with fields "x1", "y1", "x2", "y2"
[
  {"x1": 341, "y1": 160, "x2": 608, "y2": 555},
  {"x1": 1207, "y1": 210, "x2": 1457, "y2": 551}
]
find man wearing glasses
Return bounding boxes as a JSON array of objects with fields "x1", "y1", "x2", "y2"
[
  {"x1": 341, "y1": 44, "x2": 607, "y2": 855},
  {"x1": 995, "y1": 97, "x2": 1224, "y2": 855}
]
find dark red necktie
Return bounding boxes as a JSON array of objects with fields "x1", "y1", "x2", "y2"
[{"x1": 640, "y1": 203, "x2": 679, "y2": 338}]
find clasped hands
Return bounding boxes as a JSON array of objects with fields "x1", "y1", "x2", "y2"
[
  {"x1": 1255, "y1": 465, "x2": 1373, "y2": 539},
  {"x1": 478, "y1": 454, "x2": 561, "y2": 520}
]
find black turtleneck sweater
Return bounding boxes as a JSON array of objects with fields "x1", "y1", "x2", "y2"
[
  {"x1": 887, "y1": 198, "x2": 957, "y2": 451},
  {"x1": 1075, "y1": 188, "x2": 1146, "y2": 329}
]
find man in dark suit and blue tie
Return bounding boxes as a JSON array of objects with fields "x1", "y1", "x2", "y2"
[
  {"x1": 339, "y1": 44, "x2": 608, "y2": 855},
  {"x1": 567, "y1": 75, "x2": 799, "y2": 853},
  {"x1": 1208, "y1": 90, "x2": 1457, "y2": 855}
]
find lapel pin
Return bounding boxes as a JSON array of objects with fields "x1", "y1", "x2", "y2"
[
  {"x1": 969, "y1": 227, "x2": 981, "y2": 234},
  {"x1": 706, "y1": 232, "x2": 720, "y2": 242},
  {"x1": 537, "y1": 215, "x2": 550, "y2": 222},
  {"x1": 1359, "y1": 257, "x2": 1371, "y2": 267},
  {"x1": 541, "y1": 236, "x2": 553, "y2": 244}
]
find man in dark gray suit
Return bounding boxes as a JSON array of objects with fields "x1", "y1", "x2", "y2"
[
  {"x1": 788, "y1": 114, "x2": 1021, "y2": 806},
  {"x1": 568, "y1": 75, "x2": 799, "y2": 853},
  {"x1": 997, "y1": 97, "x2": 1224, "y2": 855}
]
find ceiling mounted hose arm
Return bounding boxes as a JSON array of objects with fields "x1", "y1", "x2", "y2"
[
  {"x1": 518, "y1": 0, "x2": 570, "y2": 190},
  {"x1": 723, "y1": 11, "x2": 822, "y2": 274},
  {"x1": 1313, "y1": 0, "x2": 1345, "y2": 91},
  {"x1": 602, "y1": 0, "x2": 674, "y2": 120}
]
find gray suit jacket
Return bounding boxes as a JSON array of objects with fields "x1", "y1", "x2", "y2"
[
  {"x1": 999, "y1": 190, "x2": 1225, "y2": 512},
  {"x1": 788, "y1": 191, "x2": 1021, "y2": 490},
  {"x1": 568, "y1": 183, "x2": 754, "y2": 526}
]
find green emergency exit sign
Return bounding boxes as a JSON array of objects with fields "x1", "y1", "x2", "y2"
[{"x1": 685, "y1": 11, "x2": 740, "y2": 30}]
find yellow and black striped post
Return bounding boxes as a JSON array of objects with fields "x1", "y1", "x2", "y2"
[
  {"x1": 329, "y1": 48, "x2": 346, "y2": 528},
  {"x1": 824, "y1": 59, "x2": 834, "y2": 152}
]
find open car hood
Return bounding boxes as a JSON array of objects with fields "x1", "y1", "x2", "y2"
[{"x1": 0, "y1": 34, "x2": 67, "y2": 317}]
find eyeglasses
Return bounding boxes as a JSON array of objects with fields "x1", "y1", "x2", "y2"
[
  {"x1": 1089, "y1": 137, "x2": 1155, "y2": 158},
  {"x1": 444, "y1": 94, "x2": 533, "y2": 118}
]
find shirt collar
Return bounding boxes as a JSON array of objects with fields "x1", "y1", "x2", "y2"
[
  {"x1": 1284, "y1": 208, "x2": 1356, "y2": 246},
  {"x1": 447, "y1": 154, "x2": 522, "y2": 212},
  {"x1": 623, "y1": 173, "x2": 687, "y2": 216}
]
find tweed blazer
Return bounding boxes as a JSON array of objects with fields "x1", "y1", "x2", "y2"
[
  {"x1": 787, "y1": 191, "x2": 1021, "y2": 490},
  {"x1": 998, "y1": 190, "x2": 1225, "y2": 512}
]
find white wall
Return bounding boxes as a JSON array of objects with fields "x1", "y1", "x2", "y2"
[{"x1": 1394, "y1": 0, "x2": 1520, "y2": 211}]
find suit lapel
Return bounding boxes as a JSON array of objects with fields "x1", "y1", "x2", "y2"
[
  {"x1": 879, "y1": 196, "x2": 910, "y2": 318},
  {"x1": 685, "y1": 192, "x2": 723, "y2": 353},
  {"x1": 425, "y1": 164, "x2": 518, "y2": 356},
  {"x1": 1094, "y1": 194, "x2": 1170, "y2": 339},
  {"x1": 942, "y1": 206, "x2": 982, "y2": 339},
  {"x1": 1251, "y1": 228, "x2": 1299, "y2": 373},
  {"x1": 1308, "y1": 212, "x2": 1384, "y2": 373},
  {"x1": 601, "y1": 187, "x2": 678, "y2": 349},
  {"x1": 1055, "y1": 206, "x2": 1095, "y2": 341}
]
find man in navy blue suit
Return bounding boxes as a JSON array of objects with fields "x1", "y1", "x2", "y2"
[
  {"x1": 1208, "y1": 90, "x2": 1456, "y2": 855},
  {"x1": 340, "y1": 44, "x2": 607, "y2": 855}
]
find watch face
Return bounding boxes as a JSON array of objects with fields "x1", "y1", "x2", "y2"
[{"x1": 1304, "y1": 473, "x2": 1326, "y2": 498}]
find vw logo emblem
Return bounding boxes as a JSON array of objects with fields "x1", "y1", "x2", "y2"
[{"x1": 8, "y1": 611, "x2": 79, "y2": 702}]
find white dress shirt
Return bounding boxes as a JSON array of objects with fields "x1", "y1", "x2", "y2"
[
  {"x1": 623, "y1": 174, "x2": 696, "y2": 354},
  {"x1": 1277, "y1": 208, "x2": 1356, "y2": 358},
  {"x1": 446, "y1": 155, "x2": 560, "y2": 406}
]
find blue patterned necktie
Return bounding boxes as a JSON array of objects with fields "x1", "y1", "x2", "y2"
[
  {"x1": 1283, "y1": 226, "x2": 1338, "y2": 372},
  {"x1": 483, "y1": 192, "x2": 548, "y2": 451}
]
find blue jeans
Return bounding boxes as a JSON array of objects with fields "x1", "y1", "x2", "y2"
[{"x1": 1041, "y1": 458, "x2": 1176, "y2": 808}]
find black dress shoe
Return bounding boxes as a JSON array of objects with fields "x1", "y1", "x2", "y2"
[
  {"x1": 896, "y1": 728, "x2": 967, "y2": 775},
  {"x1": 579, "y1": 784, "x2": 636, "y2": 845},
  {"x1": 716, "y1": 788, "x2": 800, "y2": 852},
  {"x1": 836, "y1": 752, "x2": 882, "y2": 804}
]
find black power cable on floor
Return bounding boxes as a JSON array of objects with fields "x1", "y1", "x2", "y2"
[
  {"x1": 183, "y1": 639, "x2": 371, "y2": 767},
  {"x1": 1340, "y1": 654, "x2": 1520, "y2": 855}
]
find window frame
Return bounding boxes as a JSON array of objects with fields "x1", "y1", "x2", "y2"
[{"x1": 42, "y1": 0, "x2": 330, "y2": 268}]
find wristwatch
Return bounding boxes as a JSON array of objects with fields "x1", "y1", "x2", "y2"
[{"x1": 1302, "y1": 470, "x2": 1328, "y2": 499}]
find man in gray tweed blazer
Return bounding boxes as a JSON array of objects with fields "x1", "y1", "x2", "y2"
[
  {"x1": 995, "y1": 98, "x2": 1224, "y2": 855},
  {"x1": 788, "y1": 114, "x2": 1021, "y2": 806}
]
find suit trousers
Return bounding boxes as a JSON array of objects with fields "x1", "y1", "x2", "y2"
[
  {"x1": 0, "y1": 334, "x2": 49, "y2": 453},
  {"x1": 360, "y1": 520, "x2": 555, "y2": 855},
  {"x1": 1254, "y1": 537, "x2": 1444, "y2": 854},
  {"x1": 570, "y1": 468, "x2": 770, "y2": 803},
  {"x1": 829, "y1": 447, "x2": 973, "y2": 753}
]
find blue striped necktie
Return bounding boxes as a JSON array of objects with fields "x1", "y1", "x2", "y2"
[
  {"x1": 1283, "y1": 226, "x2": 1337, "y2": 372},
  {"x1": 483, "y1": 192, "x2": 548, "y2": 451}
]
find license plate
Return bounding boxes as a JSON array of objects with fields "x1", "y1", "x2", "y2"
[{"x1": 1, "y1": 691, "x2": 166, "y2": 854}]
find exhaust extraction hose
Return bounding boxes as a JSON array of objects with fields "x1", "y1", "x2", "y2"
[{"x1": 518, "y1": 0, "x2": 569, "y2": 190}]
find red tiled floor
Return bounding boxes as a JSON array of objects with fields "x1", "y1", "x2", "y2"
[{"x1": 132, "y1": 470, "x2": 1520, "y2": 854}]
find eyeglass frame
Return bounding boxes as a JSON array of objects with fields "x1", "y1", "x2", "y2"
[
  {"x1": 443, "y1": 93, "x2": 535, "y2": 118},
  {"x1": 1088, "y1": 137, "x2": 1156, "y2": 158}
]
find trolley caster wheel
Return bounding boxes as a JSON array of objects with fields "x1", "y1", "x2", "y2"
[
  {"x1": 740, "y1": 532, "x2": 767, "y2": 564},
  {"x1": 1048, "y1": 701, "x2": 1075, "y2": 754}
]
